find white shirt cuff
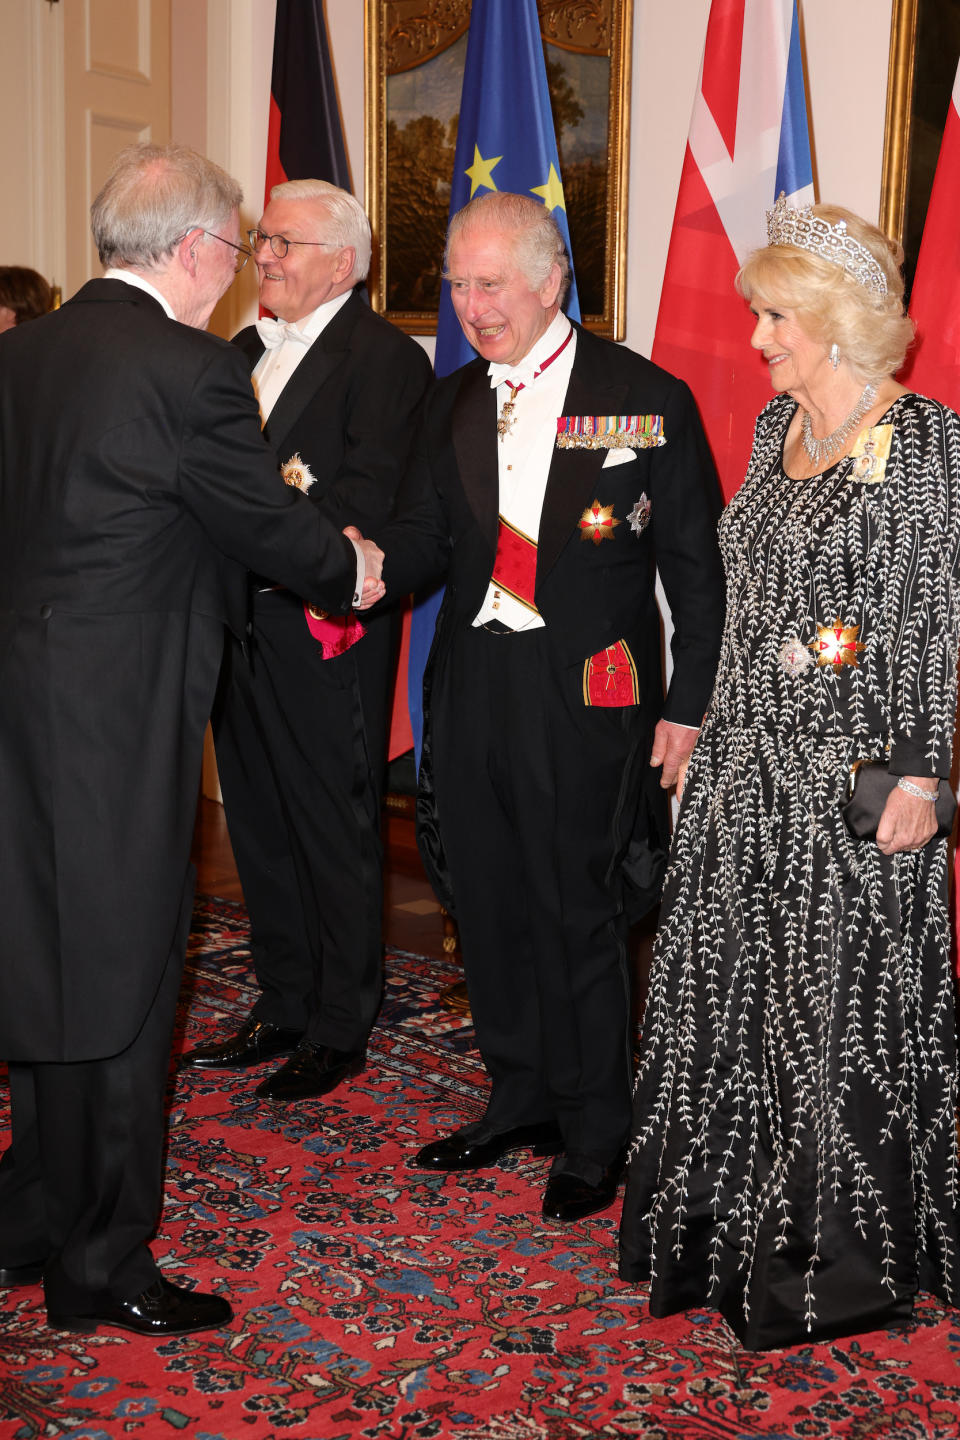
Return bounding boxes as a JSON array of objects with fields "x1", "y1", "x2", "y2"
[{"x1": 348, "y1": 536, "x2": 365, "y2": 609}]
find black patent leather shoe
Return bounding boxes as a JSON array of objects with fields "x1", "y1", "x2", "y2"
[
  {"x1": 0, "y1": 1261, "x2": 45, "y2": 1287},
  {"x1": 413, "y1": 1121, "x2": 563, "y2": 1171},
  {"x1": 541, "y1": 1168, "x2": 619, "y2": 1222},
  {"x1": 255, "y1": 1042, "x2": 364, "y2": 1102},
  {"x1": 47, "y1": 1277, "x2": 233, "y2": 1336},
  {"x1": 181, "y1": 1018, "x2": 303, "y2": 1069}
]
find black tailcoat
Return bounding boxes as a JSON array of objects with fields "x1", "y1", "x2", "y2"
[
  {"x1": 379, "y1": 324, "x2": 726, "y2": 1166},
  {"x1": 0, "y1": 280, "x2": 357, "y2": 1064},
  {"x1": 215, "y1": 291, "x2": 432, "y2": 1047},
  {"x1": 0, "y1": 277, "x2": 362, "y2": 1308}
]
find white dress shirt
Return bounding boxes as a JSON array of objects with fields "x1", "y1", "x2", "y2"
[
  {"x1": 252, "y1": 289, "x2": 352, "y2": 422},
  {"x1": 104, "y1": 268, "x2": 176, "y2": 319},
  {"x1": 472, "y1": 311, "x2": 576, "y2": 631},
  {"x1": 251, "y1": 289, "x2": 364, "y2": 604}
]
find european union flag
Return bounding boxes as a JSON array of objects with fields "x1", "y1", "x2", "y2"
[
  {"x1": 434, "y1": 0, "x2": 580, "y2": 377},
  {"x1": 409, "y1": 0, "x2": 581, "y2": 762}
]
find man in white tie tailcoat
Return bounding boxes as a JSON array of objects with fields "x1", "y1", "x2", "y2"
[{"x1": 183, "y1": 181, "x2": 432, "y2": 1100}]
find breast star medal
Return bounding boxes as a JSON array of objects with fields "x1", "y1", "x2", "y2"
[
  {"x1": 627, "y1": 494, "x2": 651, "y2": 535},
  {"x1": 579, "y1": 500, "x2": 620, "y2": 544},
  {"x1": 779, "y1": 636, "x2": 814, "y2": 677},
  {"x1": 280, "y1": 453, "x2": 316, "y2": 492},
  {"x1": 810, "y1": 618, "x2": 866, "y2": 668}
]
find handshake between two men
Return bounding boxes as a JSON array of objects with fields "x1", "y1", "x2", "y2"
[{"x1": 344, "y1": 525, "x2": 387, "y2": 609}]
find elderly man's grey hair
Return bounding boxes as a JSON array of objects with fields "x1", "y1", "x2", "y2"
[
  {"x1": 269, "y1": 179, "x2": 372, "y2": 284},
  {"x1": 91, "y1": 142, "x2": 243, "y2": 271},
  {"x1": 445, "y1": 192, "x2": 571, "y2": 303}
]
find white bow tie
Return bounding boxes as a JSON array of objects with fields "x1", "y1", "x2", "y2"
[
  {"x1": 489, "y1": 360, "x2": 536, "y2": 391},
  {"x1": 256, "y1": 317, "x2": 311, "y2": 350}
]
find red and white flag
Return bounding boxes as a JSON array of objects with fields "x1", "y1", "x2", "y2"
[
  {"x1": 652, "y1": 0, "x2": 813, "y2": 500},
  {"x1": 897, "y1": 64, "x2": 960, "y2": 964},
  {"x1": 899, "y1": 63, "x2": 960, "y2": 408}
]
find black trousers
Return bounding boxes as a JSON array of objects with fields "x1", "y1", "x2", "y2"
[
  {"x1": 431, "y1": 625, "x2": 648, "y2": 1176},
  {"x1": 0, "y1": 874, "x2": 190, "y2": 1313},
  {"x1": 213, "y1": 596, "x2": 394, "y2": 1052}
]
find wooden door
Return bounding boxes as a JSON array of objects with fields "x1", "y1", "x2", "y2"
[{"x1": 64, "y1": 0, "x2": 171, "y2": 294}]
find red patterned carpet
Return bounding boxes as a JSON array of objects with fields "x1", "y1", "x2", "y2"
[{"x1": 2, "y1": 896, "x2": 960, "y2": 1438}]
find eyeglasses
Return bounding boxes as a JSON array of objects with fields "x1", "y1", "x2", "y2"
[
  {"x1": 248, "y1": 228, "x2": 339, "y2": 260},
  {"x1": 199, "y1": 229, "x2": 252, "y2": 273}
]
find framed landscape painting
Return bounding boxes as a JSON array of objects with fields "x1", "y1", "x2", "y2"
[{"x1": 365, "y1": 0, "x2": 633, "y2": 337}]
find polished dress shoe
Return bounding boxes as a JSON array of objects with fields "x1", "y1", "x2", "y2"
[
  {"x1": 181, "y1": 1017, "x2": 302, "y2": 1069},
  {"x1": 255, "y1": 1042, "x2": 364, "y2": 1102},
  {"x1": 0, "y1": 1260, "x2": 45, "y2": 1287},
  {"x1": 542, "y1": 1167, "x2": 619, "y2": 1222},
  {"x1": 47, "y1": 1277, "x2": 233, "y2": 1336},
  {"x1": 413, "y1": 1121, "x2": 563, "y2": 1171}
]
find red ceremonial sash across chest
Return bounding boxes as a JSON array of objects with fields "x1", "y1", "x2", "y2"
[{"x1": 491, "y1": 516, "x2": 539, "y2": 612}]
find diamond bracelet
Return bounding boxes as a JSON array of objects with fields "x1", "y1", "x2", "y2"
[{"x1": 896, "y1": 777, "x2": 938, "y2": 801}]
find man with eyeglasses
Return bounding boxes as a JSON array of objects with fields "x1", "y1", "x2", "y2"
[
  {"x1": 0, "y1": 143, "x2": 385, "y2": 1338},
  {"x1": 183, "y1": 180, "x2": 432, "y2": 1108}
]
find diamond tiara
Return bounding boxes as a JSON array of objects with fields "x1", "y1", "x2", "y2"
[{"x1": 765, "y1": 194, "x2": 888, "y2": 298}]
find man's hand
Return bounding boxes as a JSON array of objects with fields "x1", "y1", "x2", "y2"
[
  {"x1": 650, "y1": 719, "x2": 698, "y2": 797},
  {"x1": 344, "y1": 525, "x2": 384, "y2": 581},
  {"x1": 343, "y1": 525, "x2": 386, "y2": 610},
  {"x1": 358, "y1": 574, "x2": 385, "y2": 608}
]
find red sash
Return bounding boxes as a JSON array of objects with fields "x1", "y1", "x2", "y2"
[{"x1": 491, "y1": 516, "x2": 539, "y2": 612}]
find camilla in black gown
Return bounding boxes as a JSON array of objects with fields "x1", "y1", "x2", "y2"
[{"x1": 619, "y1": 200, "x2": 960, "y2": 1349}]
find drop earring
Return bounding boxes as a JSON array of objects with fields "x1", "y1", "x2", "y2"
[{"x1": 829, "y1": 343, "x2": 840, "y2": 371}]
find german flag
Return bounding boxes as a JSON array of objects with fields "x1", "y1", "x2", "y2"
[{"x1": 264, "y1": 0, "x2": 351, "y2": 203}]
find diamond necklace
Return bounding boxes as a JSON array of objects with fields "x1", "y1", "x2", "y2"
[{"x1": 800, "y1": 382, "x2": 877, "y2": 467}]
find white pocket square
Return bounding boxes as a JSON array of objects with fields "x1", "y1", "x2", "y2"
[{"x1": 601, "y1": 448, "x2": 637, "y2": 468}]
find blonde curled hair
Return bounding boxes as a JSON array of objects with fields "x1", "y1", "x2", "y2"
[{"x1": 737, "y1": 204, "x2": 914, "y2": 384}]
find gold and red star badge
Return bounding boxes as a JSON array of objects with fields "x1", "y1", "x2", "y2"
[
  {"x1": 579, "y1": 500, "x2": 620, "y2": 545},
  {"x1": 810, "y1": 618, "x2": 865, "y2": 668}
]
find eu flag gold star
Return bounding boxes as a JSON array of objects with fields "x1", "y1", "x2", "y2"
[
  {"x1": 531, "y1": 163, "x2": 567, "y2": 213},
  {"x1": 465, "y1": 145, "x2": 502, "y2": 197}
]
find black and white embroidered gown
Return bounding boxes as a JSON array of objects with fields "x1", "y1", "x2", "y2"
[{"x1": 618, "y1": 391, "x2": 960, "y2": 1349}]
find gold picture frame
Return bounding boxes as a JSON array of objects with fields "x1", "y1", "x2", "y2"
[
  {"x1": 880, "y1": 0, "x2": 960, "y2": 284},
  {"x1": 364, "y1": 0, "x2": 633, "y2": 339},
  {"x1": 880, "y1": 0, "x2": 919, "y2": 246}
]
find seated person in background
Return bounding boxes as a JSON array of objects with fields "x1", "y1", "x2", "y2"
[{"x1": 0, "y1": 266, "x2": 53, "y2": 331}]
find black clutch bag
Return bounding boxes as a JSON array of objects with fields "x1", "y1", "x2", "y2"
[{"x1": 842, "y1": 761, "x2": 957, "y2": 841}]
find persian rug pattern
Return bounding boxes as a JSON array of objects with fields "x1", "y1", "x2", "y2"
[{"x1": 1, "y1": 897, "x2": 959, "y2": 1438}]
